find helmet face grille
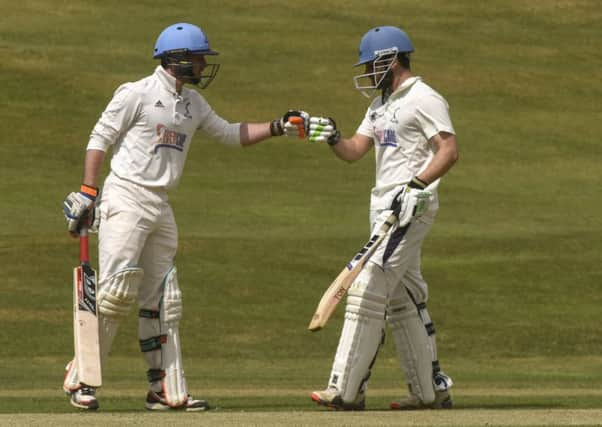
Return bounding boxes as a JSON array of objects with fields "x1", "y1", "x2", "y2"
[{"x1": 353, "y1": 50, "x2": 398, "y2": 98}]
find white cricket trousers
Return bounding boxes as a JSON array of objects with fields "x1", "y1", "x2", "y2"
[
  {"x1": 98, "y1": 172, "x2": 178, "y2": 309},
  {"x1": 369, "y1": 206, "x2": 437, "y2": 303}
]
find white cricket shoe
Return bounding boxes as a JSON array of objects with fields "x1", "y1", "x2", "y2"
[
  {"x1": 390, "y1": 389, "x2": 452, "y2": 410},
  {"x1": 145, "y1": 390, "x2": 209, "y2": 412},
  {"x1": 69, "y1": 386, "x2": 99, "y2": 410},
  {"x1": 310, "y1": 387, "x2": 365, "y2": 411}
]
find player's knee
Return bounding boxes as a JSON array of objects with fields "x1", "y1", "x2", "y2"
[
  {"x1": 346, "y1": 263, "x2": 387, "y2": 321},
  {"x1": 386, "y1": 294, "x2": 418, "y2": 325},
  {"x1": 401, "y1": 274, "x2": 429, "y2": 305},
  {"x1": 98, "y1": 267, "x2": 144, "y2": 318}
]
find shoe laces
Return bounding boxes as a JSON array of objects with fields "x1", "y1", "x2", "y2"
[{"x1": 80, "y1": 386, "x2": 96, "y2": 396}]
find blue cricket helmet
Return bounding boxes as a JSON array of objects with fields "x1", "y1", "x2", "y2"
[
  {"x1": 153, "y1": 23, "x2": 218, "y2": 59},
  {"x1": 355, "y1": 26, "x2": 414, "y2": 66}
]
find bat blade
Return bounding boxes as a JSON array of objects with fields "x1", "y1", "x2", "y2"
[
  {"x1": 73, "y1": 262, "x2": 102, "y2": 387},
  {"x1": 308, "y1": 212, "x2": 398, "y2": 331},
  {"x1": 307, "y1": 262, "x2": 364, "y2": 331}
]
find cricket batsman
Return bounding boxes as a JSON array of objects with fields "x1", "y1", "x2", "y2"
[
  {"x1": 293, "y1": 26, "x2": 459, "y2": 410},
  {"x1": 62, "y1": 22, "x2": 303, "y2": 411}
]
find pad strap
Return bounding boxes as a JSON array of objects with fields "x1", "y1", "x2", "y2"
[
  {"x1": 139, "y1": 335, "x2": 167, "y2": 352},
  {"x1": 139, "y1": 309, "x2": 160, "y2": 319},
  {"x1": 147, "y1": 369, "x2": 165, "y2": 383}
]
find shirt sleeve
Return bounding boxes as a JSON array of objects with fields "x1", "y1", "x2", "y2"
[
  {"x1": 415, "y1": 94, "x2": 455, "y2": 140},
  {"x1": 197, "y1": 97, "x2": 241, "y2": 145},
  {"x1": 87, "y1": 84, "x2": 141, "y2": 152},
  {"x1": 356, "y1": 106, "x2": 375, "y2": 138}
]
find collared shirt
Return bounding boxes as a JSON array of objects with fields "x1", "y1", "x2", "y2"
[
  {"x1": 87, "y1": 66, "x2": 240, "y2": 190},
  {"x1": 357, "y1": 77, "x2": 455, "y2": 211}
]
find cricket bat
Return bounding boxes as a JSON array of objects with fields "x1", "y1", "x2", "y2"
[
  {"x1": 73, "y1": 225, "x2": 102, "y2": 387},
  {"x1": 308, "y1": 211, "x2": 399, "y2": 331}
]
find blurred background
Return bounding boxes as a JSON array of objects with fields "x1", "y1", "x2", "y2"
[{"x1": 0, "y1": 0, "x2": 600, "y2": 413}]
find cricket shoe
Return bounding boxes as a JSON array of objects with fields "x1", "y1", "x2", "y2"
[
  {"x1": 145, "y1": 390, "x2": 209, "y2": 412},
  {"x1": 390, "y1": 389, "x2": 452, "y2": 410},
  {"x1": 68, "y1": 386, "x2": 99, "y2": 410},
  {"x1": 310, "y1": 387, "x2": 365, "y2": 411},
  {"x1": 434, "y1": 371, "x2": 454, "y2": 392}
]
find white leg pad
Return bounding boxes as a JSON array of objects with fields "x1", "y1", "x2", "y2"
[
  {"x1": 161, "y1": 267, "x2": 187, "y2": 407},
  {"x1": 416, "y1": 303, "x2": 437, "y2": 361},
  {"x1": 63, "y1": 359, "x2": 80, "y2": 392},
  {"x1": 98, "y1": 268, "x2": 143, "y2": 364},
  {"x1": 139, "y1": 266, "x2": 187, "y2": 407},
  {"x1": 387, "y1": 295, "x2": 436, "y2": 404},
  {"x1": 98, "y1": 268, "x2": 143, "y2": 319},
  {"x1": 328, "y1": 263, "x2": 386, "y2": 403},
  {"x1": 416, "y1": 303, "x2": 454, "y2": 391}
]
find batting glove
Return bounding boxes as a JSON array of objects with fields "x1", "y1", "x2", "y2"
[
  {"x1": 270, "y1": 110, "x2": 309, "y2": 138},
  {"x1": 63, "y1": 184, "x2": 98, "y2": 235},
  {"x1": 390, "y1": 178, "x2": 431, "y2": 227},
  {"x1": 88, "y1": 205, "x2": 101, "y2": 234},
  {"x1": 308, "y1": 117, "x2": 341, "y2": 145}
]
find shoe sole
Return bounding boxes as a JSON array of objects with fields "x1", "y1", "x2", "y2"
[
  {"x1": 145, "y1": 402, "x2": 170, "y2": 411},
  {"x1": 310, "y1": 392, "x2": 365, "y2": 411},
  {"x1": 311, "y1": 392, "x2": 339, "y2": 410},
  {"x1": 145, "y1": 402, "x2": 209, "y2": 412},
  {"x1": 70, "y1": 397, "x2": 99, "y2": 411}
]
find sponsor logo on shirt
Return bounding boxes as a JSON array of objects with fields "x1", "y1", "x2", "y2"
[
  {"x1": 154, "y1": 124, "x2": 186, "y2": 153},
  {"x1": 154, "y1": 100, "x2": 165, "y2": 108},
  {"x1": 376, "y1": 128, "x2": 398, "y2": 148},
  {"x1": 390, "y1": 107, "x2": 401, "y2": 124}
]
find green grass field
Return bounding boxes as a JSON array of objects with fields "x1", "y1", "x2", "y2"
[{"x1": 1, "y1": 0, "x2": 601, "y2": 425}]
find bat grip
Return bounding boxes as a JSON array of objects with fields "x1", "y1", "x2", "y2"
[{"x1": 79, "y1": 227, "x2": 90, "y2": 263}]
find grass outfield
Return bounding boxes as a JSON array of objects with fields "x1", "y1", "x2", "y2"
[
  {"x1": 3, "y1": 410, "x2": 602, "y2": 427},
  {"x1": 1, "y1": 0, "x2": 601, "y2": 424}
]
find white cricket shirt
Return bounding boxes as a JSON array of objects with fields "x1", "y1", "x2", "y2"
[
  {"x1": 87, "y1": 66, "x2": 240, "y2": 190},
  {"x1": 356, "y1": 77, "x2": 455, "y2": 212}
]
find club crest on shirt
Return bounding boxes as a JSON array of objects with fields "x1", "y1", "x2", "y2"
[
  {"x1": 154, "y1": 124, "x2": 187, "y2": 153},
  {"x1": 370, "y1": 111, "x2": 384, "y2": 122},
  {"x1": 376, "y1": 128, "x2": 398, "y2": 148}
]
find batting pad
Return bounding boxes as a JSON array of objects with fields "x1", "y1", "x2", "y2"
[
  {"x1": 329, "y1": 264, "x2": 387, "y2": 402},
  {"x1": 98, "y1": 267, "x2": 144, "y2": 366},
  {"x1": 98, "y1": 267, "x2": 143, "y2": 319},
  {"x1": 159, "y1": 267, "x2": 187, "y2": 407},
  {"x1": 387, "y1": 295, "x2": 435, "y2": 404}
]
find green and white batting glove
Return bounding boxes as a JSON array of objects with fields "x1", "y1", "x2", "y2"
[
  {"x1": 308, "y1": 117, "x2": 341, "y2": 145},
  {"x1": 390, "y1": 177, "x2": 432, "y2": 227}
]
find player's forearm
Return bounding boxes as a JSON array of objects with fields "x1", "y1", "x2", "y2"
[
  {"x1": 330, "y1": 135, "x2": 372, "y2": 162},
  {"x1": 417, "y1": 134, "x2": 459, "y2": 184},
  {"x1": 240, "y1": 122, "x2": 273, "y2": 146},
  {"x1": 83, "y1": 149, "x2": 106, "y2": 188}
]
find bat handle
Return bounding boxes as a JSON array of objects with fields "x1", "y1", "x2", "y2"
[{"x1": 79, "y1": 226, "x2": 90, "y2": 264}]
